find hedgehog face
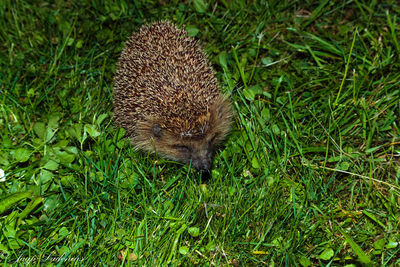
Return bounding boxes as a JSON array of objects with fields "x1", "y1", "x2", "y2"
[
  {"x1": 134, "y1": 97, "x2": 231, "y2": 172},
  {"x1": 169, "y1": 135, "x2": 216, "y2": 172},
  {"x1": 149, "y1": 129, "x2": 222, "y2": 172}
]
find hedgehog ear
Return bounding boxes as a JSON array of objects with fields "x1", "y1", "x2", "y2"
[
  {"x1": 152, "y1": 124, "x2": 163, "y2": 138},
  {"x1": 217, "y1": 104, "x2": 229, "y2": 119},
  {"x1": 214, "y1": 96, "x2": 230, "y2": 119},
  {"x1": 217, "y1": 106, "x2": 224, "y2": 119}
]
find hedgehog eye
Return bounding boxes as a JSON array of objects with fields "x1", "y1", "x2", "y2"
[
  {"x1": 173, "y1": 145, "x2": 191, "y2": 154},
  {"x1": 209, "y1": 133, "x2": 220, "y2": 145}
]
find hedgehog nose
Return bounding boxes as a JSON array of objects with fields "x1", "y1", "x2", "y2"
[
  {"x1": 195, "y1": 156, "x2": 212, "y2": 181},
  {"x1": 201, "y1": 168, "x2": 211, "y2": 181}
]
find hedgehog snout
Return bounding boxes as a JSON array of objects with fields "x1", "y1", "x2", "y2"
[
  {"x1": 193, "y1": 157, "x2": 211, "y2": 171},
  {"x1": 191, "y1": 149, "x2": 214, "y2": 172}
]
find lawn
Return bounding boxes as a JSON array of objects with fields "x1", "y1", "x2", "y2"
[{"x1": 1, "y1": 0, "x2": 399, "y2": 265}]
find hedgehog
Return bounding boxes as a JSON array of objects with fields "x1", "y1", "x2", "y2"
[{"x1": 113, "y1": 21, "x2": 232, "y2": 173}]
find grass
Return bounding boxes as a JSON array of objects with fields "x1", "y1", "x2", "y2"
[{"x1": 0, "y1": 0, "x2": 400, "y2": 265}]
